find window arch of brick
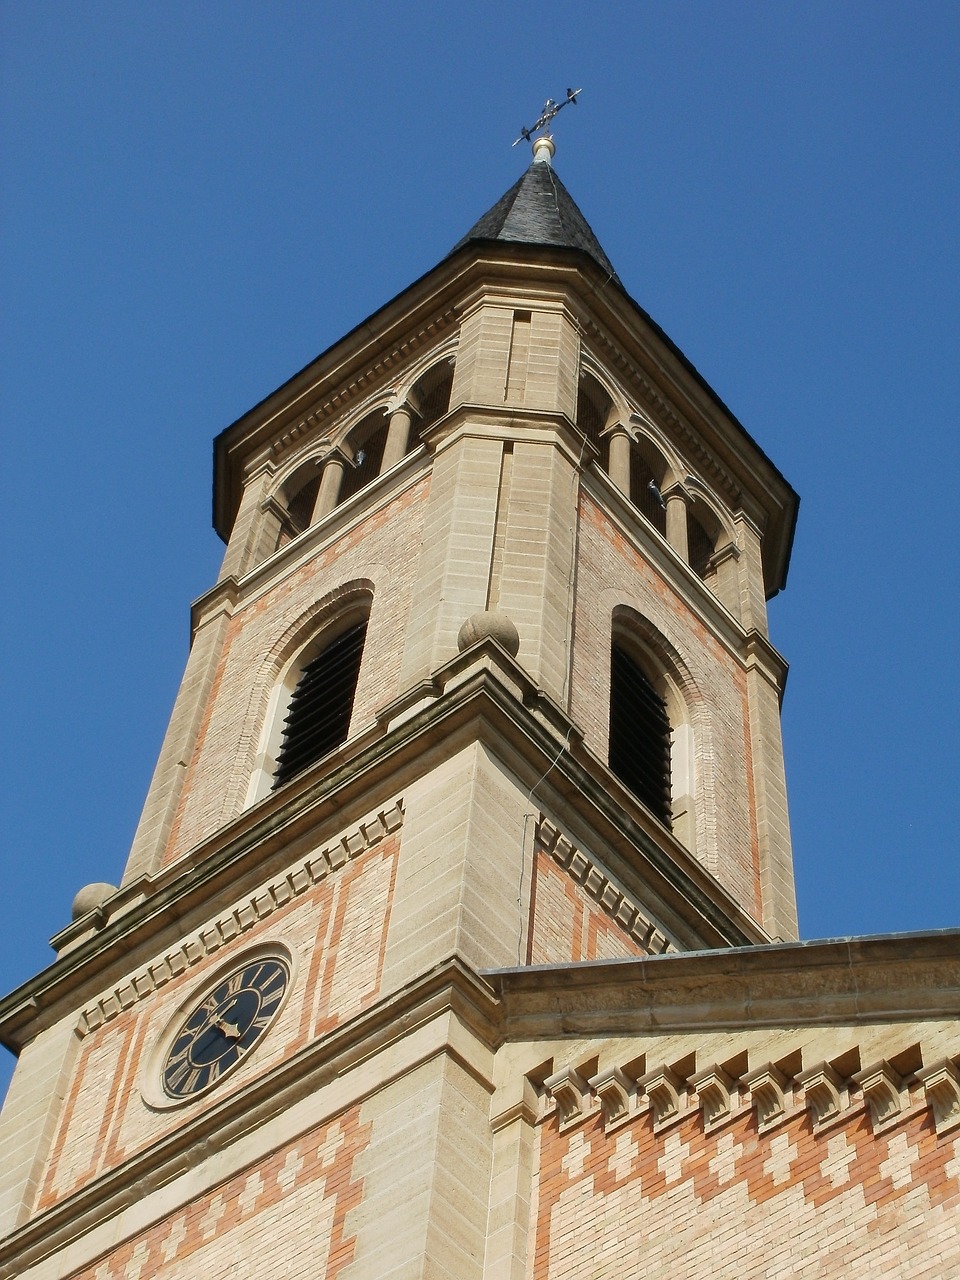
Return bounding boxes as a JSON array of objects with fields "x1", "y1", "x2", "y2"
[
  {"x1": 243, "y1": 583, "x2": 374, "y2": 806},
  {"x1": 609, "y1": 608, "x2": 700, "y2": 852}
]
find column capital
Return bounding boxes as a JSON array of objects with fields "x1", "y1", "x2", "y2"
[{"x1": 661, "y1": 482, "x2": 690, "y2": 505}]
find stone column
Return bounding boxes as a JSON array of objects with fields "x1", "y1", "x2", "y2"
[
  {"x1": 606, "y1": 426, "x2": 631, "y2": 497},
  {"x1": 311, "y1": 453, "x2": 346, "y2": 524},
  {"x1": 664, "y1": 487, "x2": 690, "y2": 562},
  {"x1": 380, "y1": 404, "x2": 414, "y2": 473}
]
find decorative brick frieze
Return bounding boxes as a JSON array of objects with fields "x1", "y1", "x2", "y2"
[
  {"x1": 535, "y1": 818, "x2": 674, "y2": 954},
  {"x1": 690, "y1": 1064, "x2": 737, "y2": 1130},
  {"x1": 916, "y1": 1058, "x2": 960, "y2": 1135},
  {"x1": 78, "y1": 801, "x2": 404, "y2": 1036},
  {"x1": 742, "y1": 1062, "x2": 789, "y2": 1131},
  {"x1": 587, "y1": 1065, "x2": 636, "y2": 1130},
  {"x1": 533, "y1": 1050, "x2": 960, "y2": 1280},
  {"x1": 852, "y1": 1059, "x2": 904, "y2": 1131}
]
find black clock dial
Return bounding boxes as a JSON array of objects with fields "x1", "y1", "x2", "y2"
[{"x1": 162, "y1": 957, "x2": 289, "y2": 1099}]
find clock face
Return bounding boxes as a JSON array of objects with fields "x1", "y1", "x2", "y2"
[{"x1": 161, "y1": 956, "x2": 290, "y2": 1100}]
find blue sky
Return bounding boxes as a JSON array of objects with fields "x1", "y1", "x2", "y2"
[{"x1": 2, "y1": 3, "x2": 958, "y2": 1097}]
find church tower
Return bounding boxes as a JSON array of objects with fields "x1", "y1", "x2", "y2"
[{"x1": 2, "y1": 136, "x2": 957, "y2": 1280}]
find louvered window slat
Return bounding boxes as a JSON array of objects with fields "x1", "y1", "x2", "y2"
[
  {"x1": 609, "y1": 642, "x2": 672, "y2": 827},
  {"x1": 272, "y1": 622, "x2": 367, "y2": 789}
]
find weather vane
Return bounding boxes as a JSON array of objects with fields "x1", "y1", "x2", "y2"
[{"x1": 512, "y1": 87, "x2": 582, "y2": 147}]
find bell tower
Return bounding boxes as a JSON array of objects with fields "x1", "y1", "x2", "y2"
[{"x1": 0, "y1": 136, "x2": 817, "y2": 1279}]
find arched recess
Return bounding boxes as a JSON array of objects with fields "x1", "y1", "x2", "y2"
[
  {"x1": 243, "y1": 581, "x2": 375, "y2": 806},
  {"x1": 260, "y1": 358, "x2": 455, "y2": 560},
  {"x1": 683, "y1": 481, "x2": 737, "y2": 591},
  {"x1": 274, "y1": 461, "x2": 323, "y2": 550},
  {"x1": 609, "y1": 606, "x2": 703, "y2": 853},
  {"x1": 576, "y1": 369, "x2": 613, "y2": 465},
  {"x1": 407, "y1": 359, "x2": 454, "y2": 441},
  {"x1": 629, "y1": 435, "x2": 670, "y2": 537},
  {"x1": 338, "y1": 410, "x2": 390, "y2": 504}
]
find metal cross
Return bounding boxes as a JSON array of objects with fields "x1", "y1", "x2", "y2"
[{"x1": 512, "y1": 88, "x2": 582, "y2": 147}]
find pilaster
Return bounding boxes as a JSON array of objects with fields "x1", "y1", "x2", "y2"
[
  {"x1": 489, "y1": 440, "x2": 578, "y2": 704},
  {"x1": 743, "y1": 633, "x2": 797, "y2": 940},
  {"x1": 217, "y1": 466, "x2": 279, "y2": 582},
  {"x1": 122, "y1": 590, "x2": 236, "y2": 883},
  {"x1": 398, "y1": 432, "x2": 504, "y2": 687}
]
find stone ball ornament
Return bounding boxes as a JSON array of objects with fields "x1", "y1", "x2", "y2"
[
  {"x1": 456, "y1": 610, "x2": 521, "y2": 657},
  {"x1": 71, "y1": 882, "x2": 119, "y2": 920}
]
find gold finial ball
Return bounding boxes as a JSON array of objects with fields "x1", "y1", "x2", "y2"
[
  {"x1": 532, "y1": 134, "x2": 556, "y2": 165},
  {"x1": 457, "y1": 611, "x2": 521, "y2": 657}
]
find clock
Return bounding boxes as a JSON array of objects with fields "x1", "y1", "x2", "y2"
[{"x1": 161, "y1": 955, "x2": 290, "y2": 1100}]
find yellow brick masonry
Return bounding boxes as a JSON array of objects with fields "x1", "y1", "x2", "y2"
[
  {"x1": 160, "y1": 480, "x2": 427, "y2": 868},
  {"x1": 532, "y1": 1087, "x2": 960, "y2": 1277},
  {"x1": 64, "y1": 1107, "x2": 370, "y2": 1280},
  {"x1": 37, "y1": 834, "x2": 400, "y2": 1214},
  {"x1": 571, "y1": 491, "x2": 762, "y2": 922}
]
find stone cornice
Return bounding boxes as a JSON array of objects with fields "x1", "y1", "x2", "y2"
[
  {"x1": 265, "y1": 312, "x2": 457, "y2": 462},
  {"x1": 422, "y1": 402, "x2": 599, "y2": 471},
  {"x1": 743, "y1": 629, "x2": 791, "y2": 699},
  {"x1": 0, "y1": 643, "x2": 766, "y2": 1051},
  {"x1": 579, "y1": 317, "x2": 745, "y2": 511},
  {"x1": 580, "y1": 466, "x2": 754, "y2": 662},
  {"x1": 0, "y1": 958, "x2": 501, "y2": 1279},
  {"x1": 484, "y1": 930, "x2": 960, "y2": 1037},
  {"x1": 73, "y1": 802, "x2": 404, "y2": 1037}
]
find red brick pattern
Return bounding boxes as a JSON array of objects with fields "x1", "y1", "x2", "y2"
[
  {"x1": 66, "y1": 1107, "x2": 370, "y2": 1280},
  {"x1": 532, "y1": 1098, "x2": 960, "y2": 1277},
  {"x1": 38, "y1": 836, "x2": 399, "y2": 1213},
  {"x1": 164, "y1": 478, "x2": 429, "y2": 867},
  {"x1": 570, "y1": 492, "x2": 762, "y2": 920},
  {"x1": 527, "y1": 849, "x2": 646, "y2": 964}
]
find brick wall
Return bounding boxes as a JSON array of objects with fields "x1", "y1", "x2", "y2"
[
  {"x1": 570, "y1": 491, "x2": 761, "y2": 919},
  {"x1": 65, "y1": 1106, "x2": 370, "y2": 1280},
  {"x1": 527, "y1": 848, "x2": 648, "y2": 964},
  {"x1": 36, "y1": 829, "x2": 400, "y2": 1214},
  {"x1": 163, "y1": 479, "x2": 427, "y2": 866},
  {"x1": 532, "y1": 1057, "x2": 960, "y2": 1277}
]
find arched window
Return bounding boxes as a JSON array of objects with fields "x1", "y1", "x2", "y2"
[
  {"x1": 608, "y1": 639, "x2": 672, "y2": 828},
  {"x1": 683, "y1": 490, "x2": 727, "y2": 583},
  {"x1": 576, "y1": 371, "x2": 612, "y2": 464},
  {"x1": 339, "y1": 414, "x2": 390, "y2": 505},
  {"x1": 629, "y1": 441, "x2": 668, "y2": 538},
  {"x1": 272, "y1": 620, "x2": 367, "y2": 789},
  {"x1": 411, "y1": 361, "x2": 454, "y2": 439}
]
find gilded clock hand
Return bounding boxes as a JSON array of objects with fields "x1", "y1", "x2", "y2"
[{"x1": 213, "y1": 1016, "x2": 242, "y2": 1040}]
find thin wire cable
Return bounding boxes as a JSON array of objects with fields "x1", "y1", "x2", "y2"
[{"x1": 517, "y1": 728, "x2": 574, "y2": 963}]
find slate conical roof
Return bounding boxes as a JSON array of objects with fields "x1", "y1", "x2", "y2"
[{"x1": 450, "y1": 153, "x2": 621, "y2": 284}]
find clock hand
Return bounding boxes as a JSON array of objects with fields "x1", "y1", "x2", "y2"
[{"x1": 213, "y1": 1016, "x2": 242, "y2": 1040}]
